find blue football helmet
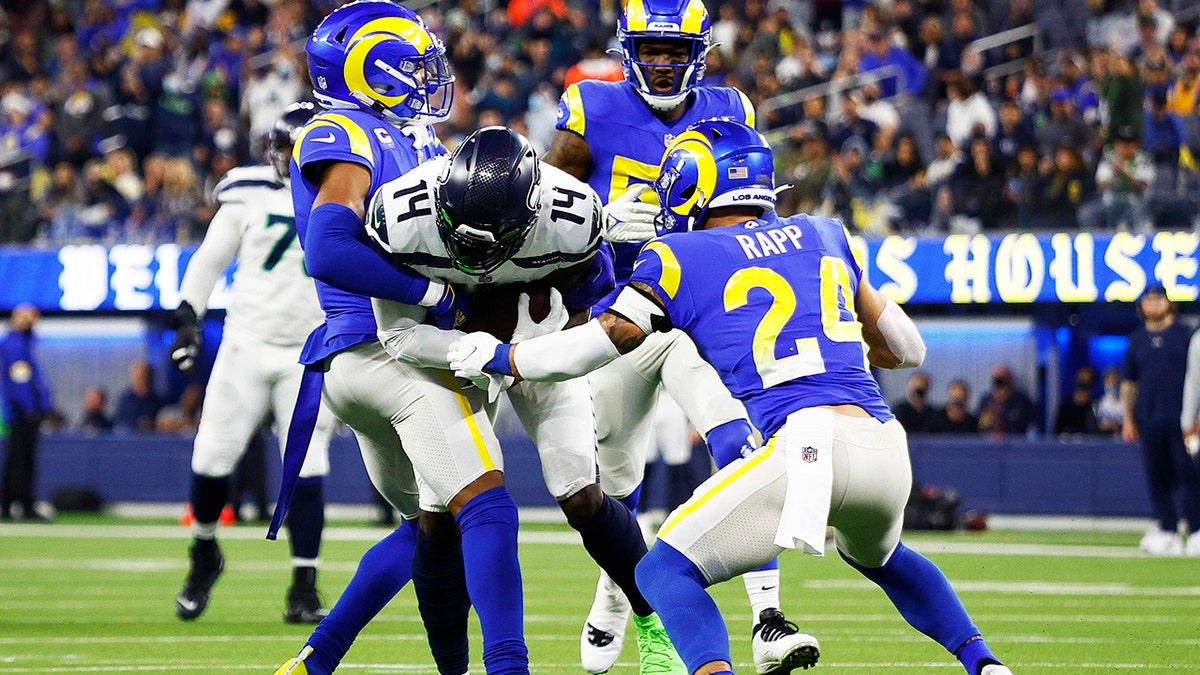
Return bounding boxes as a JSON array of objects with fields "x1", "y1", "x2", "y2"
[
  {"x1": 654, "y1": 118, "x2": 776, "y2": 235},
  {"x1": 306, "y1": 0, "x2": 454, "y2": 125},
  {"x1": 268, "y1": 101, "x2": 318, "y2": 179},
  {"x1": 618, "y1": 0, "x2": 712, "y2": 111}
]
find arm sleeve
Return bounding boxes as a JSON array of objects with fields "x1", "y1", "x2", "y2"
[
  {"x1": 372, "y1": 298, "x2": 465, "y2": 370},
  {"x1": 303, "y1": 202, "x2": 435, "y2": 306},
  {"x1": 179, "y1": 203, "x2": 245, "y2": 318},
  {"x1": 512, "y1": 319, "x2": 622, "y2": 382},
  {"x1": 1182, "y1": 331, "x2": 1200, "y2": 430}
]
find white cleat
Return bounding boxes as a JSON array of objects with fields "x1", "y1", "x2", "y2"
[
  {"x1": 752, "y1": 609, "x2": 820, "y2": 674},
  {"x1": 1139, "y1": 527, "x2": 1183, "y2": 556},
  {"x1": 980, "y1": 664, "x2": 1014, "y2": 675},
  {"x1": 580, "y1": 571, "x2": 632, "y2": 674},
  {"x1": 1185, "y1": 533, "x2": 1200, "y2": 557}
]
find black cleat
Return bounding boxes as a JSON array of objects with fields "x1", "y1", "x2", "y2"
[
  {"x1": 284, "y1": 566, "x2": 328, "y2": 624},
  {"x1": 176, "y1": 538, "x2": 224, "y2": 620}
]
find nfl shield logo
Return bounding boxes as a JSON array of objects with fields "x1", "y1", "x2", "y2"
[
  {"x1": 317, "y1": 76, "x2": 328, "y2": 89},
  {"x1": 801, "y1": 446, "x2": 818, "y2": 463}
]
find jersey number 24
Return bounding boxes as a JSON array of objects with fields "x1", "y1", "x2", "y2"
[{"x1": 724, "y1": 256, "x2": 862, "y2": 388}]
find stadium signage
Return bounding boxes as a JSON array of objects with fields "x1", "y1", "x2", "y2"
[
  {"x1": 0, "y1": 232, "x2": 1195, "y2": 311},
  {"x1": 853, "y1": 231, "x2": 1199, "y2": 305}
]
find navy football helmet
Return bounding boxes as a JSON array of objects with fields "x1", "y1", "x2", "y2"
[
  {"x1": 653, "y1": 118, "x2": 775, "y2": 235},
  {"x1": 268, "y1": 101, "x2": 318, "y2": 179},
  {"x1": 436, "y1": 127, "x2": 541, "y2": 277}
]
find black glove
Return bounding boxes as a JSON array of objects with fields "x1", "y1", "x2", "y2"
[{"x1": 169, "y1": 301, "x2": 202, "y2": 374}]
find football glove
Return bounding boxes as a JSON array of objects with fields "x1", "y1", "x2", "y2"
[
  {"x1": 511, "y1": 289, "x2": 568, "y2": 343},
  {"x1": 169, "y1": 301, "x2": 202, "y2": 375},
  {"x1": 564, "y1": 244, "x2": 615, "y2": 312},
  {"x1": 601, "y1": 183, "x2": 659, "y2": 243},
  {"x1": 424, "y1": 281, "x2": 470, "y2": 330},
  {"x1": 448, "y1": 332, "x2": 513, "y2": 402}
]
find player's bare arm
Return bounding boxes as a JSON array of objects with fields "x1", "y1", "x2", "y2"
[
  {"x1": 311, "y1": 161, "x2": 372, "y2": 215},
  {"x1": 856, "y1": 278, "x2": 925, "y2": 370},
  {"x1": 543, "y1": 129, "x2": 593, "y2": 180}
]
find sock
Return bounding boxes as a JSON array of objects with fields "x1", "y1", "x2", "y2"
[
  {"x1": 456, "y1": 487, "x2": 528, "y2": 675},
  {"x1": 706, "y1": 419, "x2": 755, "y2": 468},
  {"x1": 956, "y1": 636, "x2": 1001, "y2": 675},
  {"x1": 618, "y1": 484, "x2": 642, "y2": 516},
  {"x1": 304, "y1": 520, "x2": 418, "y2": 675},
  {"x1": 287, "y1": 477, "x2": 325, "y2": 561},
  {"x1": 841, "y1": 542, "x2": 981, "y2": 654},
  {"x1": 413, "y1": 521, "x2": 471, "y2": 675},
  {"x1": 189, "y1": 473, "x2": 230, "y2": 526},
  {"x1": 742, "y1": 567, "x2": 781, "y2": 628},
  {"x1": 574, "y1": 494, "x2": 653, "y2": 617},
  {"x1": 635, "y1": 541, "x2": 729, "y2": 672}
]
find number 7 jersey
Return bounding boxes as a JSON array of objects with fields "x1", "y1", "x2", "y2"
[{"x1": 628, "y1": 212, "x2": 893, "y2": 440}]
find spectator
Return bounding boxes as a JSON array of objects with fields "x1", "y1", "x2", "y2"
[
  {"x1": 1099, "y1": 52, "x2": 1144, "y2": 140},
  {"x1": 1028, "y1": 141, "x2": 1096, "y2": 229},
  {"x1": 1096, "y1": 367, "x2": 1125, "y2": 435},
  {"x1": 858, "y1": 24, "x2": 927, "y2": 99},
  {"x1": 1121, "y1": 285, "x2": 1200, "y2": 556},
  {"x1": 1058, "y1": 50, "x2": 1101, "y2": 125},
  {"x1": 992, "y1": 99, "x2": 1035, "y2": 169},
  {"x1": 1092, "y1": 124, "x2": 1155, "y2": 230},
  {"x1": 155, "y1": 382, "x2": 204, "y2": 434},
  {"x1": 945, "y1": 134, "x2": 1008, "y2": 230},
  {"x1": 854, "y1": 84, "x2": 900, "y2": 154},
  {"x1": 831, "y1": 92, "x2": 880, "y2": 156},
  {"x1": 1037, "y1": 88, "x2": 1092, "y2": 156},
  {"x1": 933, "y1": 379, "x2": 977, "y2": 433},
  {"x1": 878, "y1": 132, "x2": 932, "y2": 229},
  {"x1": 775, "y1": 123, "x2": 834, "y2": 217},
  {"x1": 924, "y1": 131, "x2": 962, "y2": 187},
  {"x1": 114, "y1": 359, "x2": 164, "y2": 432},
  {"x1": 77, "y1": 385, "x2": 113, "y2": 433},
  {"x1": 1166, "y1": 43, "x2": 1200, "y2": 117},
  {"x1": 893, "y1": 372, "x2": 937, "y2": 433},
  {"x1": 1055, "y1": 366, "x2": 1101, "y2": 435},
  {"x1": 977, "y1": 365, "x2": 1037, "y2": 436},
  {"x1": 0, "y1": 90, "x2": 50, "y2": 243},
  {"x1": 1, "y1": 304, "x2": 54, "y2": 521}
]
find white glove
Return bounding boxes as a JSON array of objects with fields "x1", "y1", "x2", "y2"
[
  {"x1": 511, "y1": 288, "x2": 568, "y2": 343},
  {"x1": 398, "y1": 122, "x2": 438, "y2": 152},
  {"x1": 465, "y1": 371, "x2": 514, "y2": 403},
  {"x1": 601, "y1": 184, "x2": 660, "y2": 242},
  {"x1": 448, "y1": 332, "x2": 511, "y2": 402}
]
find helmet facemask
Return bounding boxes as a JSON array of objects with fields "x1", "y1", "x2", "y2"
[{"x1": 621, "y1": 35, "x2": 710, "y2": 111}]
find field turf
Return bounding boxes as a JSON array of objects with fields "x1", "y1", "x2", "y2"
[{"x1": 0, "y1": 515, "x2": 1197, "y2": 673}]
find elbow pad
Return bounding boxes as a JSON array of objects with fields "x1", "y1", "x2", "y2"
[
  {"x1": 876, "y1": 298, "x2": 925, "y2": 368},
  {"x1": 513, "y1": 320, "x2": 621, "y2": 382}
]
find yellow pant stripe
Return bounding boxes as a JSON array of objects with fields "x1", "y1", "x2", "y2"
[
  {"x1": 435, "y1": 371, "x2": 495, "y2": 472},
  {"x1": 658, "y1": 433, "x2": 779, "y2": 538}
]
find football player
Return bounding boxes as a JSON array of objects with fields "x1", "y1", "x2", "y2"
[
  {"x1": 272, "y1": 3, "x2": 485, "y2": 675},
  {"x1": 542, "y1": 0, "x2": 806, "y2": 671},
  {"x1": 449, "y1": 119, "x2": 1014, "y2": 675},
  {"x1": 368, "y1": 125, "x2": 684, "y2": 673},
  {"x1": 170, "y1": 101, "x2": 335, "y2": 624}
]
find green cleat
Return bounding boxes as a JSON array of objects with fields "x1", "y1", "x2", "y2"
[{"x1": 633, "y1": 613, "x2": 688, "y2": 675}]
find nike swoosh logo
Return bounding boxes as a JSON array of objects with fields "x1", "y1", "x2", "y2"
[
  {"x1": 177, "y1": 597, "x2": 199, "y2": 611},
  {"x1": 760, "y1": 585, "x2": 777, "y2": 591},
  {"x1": 311, "y1": 133, "x2": 336, "y2": 144}
]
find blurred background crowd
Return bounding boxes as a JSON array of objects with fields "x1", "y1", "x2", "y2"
[{"x1": 3, "y1": 0, "x2": 1200, "y2": 246}]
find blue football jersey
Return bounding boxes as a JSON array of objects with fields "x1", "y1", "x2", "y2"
[
  {"x1": 628, "y1": 212, "x2": 894, "y2": 440},
  {"x1": 555, "y1": 80, "x2": 755, "y2": 306},
  {"x1": 290, "y1": 109, "x2": 444, "y2": 364}
]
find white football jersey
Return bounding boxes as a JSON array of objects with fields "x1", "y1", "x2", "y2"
[
  {"x1": 181, "y1": 165, "x2": 323, "y2": 346},
  {"x1": 365, "y1": 158, "x2": 602, "y2": 288}
]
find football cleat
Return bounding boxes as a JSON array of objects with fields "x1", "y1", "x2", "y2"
[
  {"x1": 752, "y1": 608, "x2": 820, "y2": 674},
  {"x1": 285, "y1": 566, "x2": 328, "y2": 624},
  {"x1": 175, "y1": 538, "x2": 224, "y2": 620},
  {"x1": 632, "y1": 612, "x2": 687, "y2": 675},
  {"x1": 1139, "y1": 527, "x2": 1183, "y2": 556},
  {"x1": 274, "y1": 645, "x2": 314, "y2": 675},
  {"x1": 980, "y1": 663, "x2": 1014, "y2": 675},
  {"x1": 581, "y1": 572, "x2": 632, "y2": 673},
  {"x1": 1186, "y1": 534, "x2": 1200, "y2": 557}
]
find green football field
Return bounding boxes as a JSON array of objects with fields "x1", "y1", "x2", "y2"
[{"x1": 1, "y1": 515, "x2": 1196, "y2": 674}]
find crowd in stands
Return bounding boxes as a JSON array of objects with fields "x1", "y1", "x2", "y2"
[
  {"x1": 2, "y1": 0, "x2": 1200, "y2": 246},
  {"x1": 892, "y1": 363, "x2": 1126, "y2": 436}
]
